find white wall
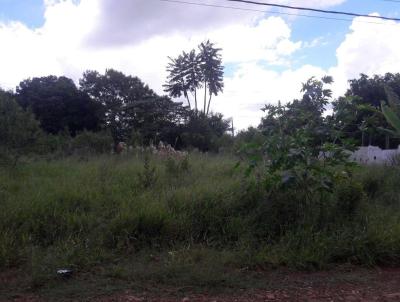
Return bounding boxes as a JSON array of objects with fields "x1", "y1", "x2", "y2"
[{"x1": 349, "y1": 145, "x2": 400, "y2": 165}]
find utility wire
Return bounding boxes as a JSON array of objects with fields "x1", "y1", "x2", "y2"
[
  {"x1": 222, "y1": 0, "x2": 400, "y2": 21},
  {"x1": 158, "y1": 0, "x2": 399, "y2": 26}
]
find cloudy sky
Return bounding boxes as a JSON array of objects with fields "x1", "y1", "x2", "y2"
[{"x1": 1, "y1": 0, "x2": 400, "y2": 129}]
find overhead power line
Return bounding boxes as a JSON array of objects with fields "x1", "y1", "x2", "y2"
[
  {"x1": 158, "y1": 0, "x2": 400, "y2": 25},
  {"x1": 222, "y1": 0, "x2": 400, "y2": 22}
]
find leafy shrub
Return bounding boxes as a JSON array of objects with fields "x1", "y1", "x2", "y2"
[
  {"x1": 0, "y1": 91, "x2": 43, "y2": 166},
  {"x1": 71, "y1": 130, "x2": 113, "y2": 155},
  {"x1": 165, "y1": 156, "x2": 190, "y2": 177},
  {"x1": 137, "y1": 155, "x2": 157, "y2": 189},
  {"x1": 334, "y1": 180, "x2": 364, "y2": 220}
]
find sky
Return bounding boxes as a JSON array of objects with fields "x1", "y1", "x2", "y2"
[{"x1": 0, "y1": 0, "x2": 400, "y2": 129}]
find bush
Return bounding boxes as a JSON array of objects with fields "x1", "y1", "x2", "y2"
[
  {"x1": 334, "y1": 180, "x2": 364, "y2": 220},
  {"x1": 71, "y1": 130, "x2": 113, "y2": 155},
  {"x1": 0, "y1": 91, "x2": 43, "y2": 166},
  {"x1": 137, "y1": 155, "x2": 158, "y2": 189},
  {"x1": 165, "y1": 156, "x2": 190, "y2": 177}
]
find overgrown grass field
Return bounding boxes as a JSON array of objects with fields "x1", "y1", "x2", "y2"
[{"x1": 1, "y1": 153, "x2": 400, "y2": 293}]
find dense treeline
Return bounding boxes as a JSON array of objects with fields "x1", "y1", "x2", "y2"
[
  {"x1": 0, "y1": 70, "x2": 232, "y2": 158},
  {"x1": 2, "y1": 71, "x2": 400, "y2": 165}
]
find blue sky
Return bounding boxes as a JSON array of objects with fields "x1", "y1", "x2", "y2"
[
  {"x1": 289, "y1": 0, "x2": 400, "y2": 69},
  {"x1": 0, "y1": 0, "x2": 400, "y2": 128},
  {"x1": 0, "y1": 0, "x2": 44, "y2": 27}
]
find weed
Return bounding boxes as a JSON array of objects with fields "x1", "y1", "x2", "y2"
[{"x1": 137, "y1": 155, "x2": 157, "y2": 189}]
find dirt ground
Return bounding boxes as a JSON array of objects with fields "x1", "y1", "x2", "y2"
[{"x1": 2, "y1": 267, "x2": 400, "y2": 301}]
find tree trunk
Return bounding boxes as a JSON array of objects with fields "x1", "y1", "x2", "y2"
[
  {"x1": 203, "y1": 82, "x2": 207, "y2": 114},
  {"x1": 186, "y1": 95, "x2": 191, "y2": 110},
  {"x1": 206, "y1": 94, "x2": 212, "y2": 116},
  {"x1": 194, "y1": 90, "x2": 198, "y2": 113}
]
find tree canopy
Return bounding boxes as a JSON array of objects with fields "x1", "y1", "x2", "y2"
[
  {"x1": 164, "y1": 40, "x2": 224, "y2": 116},
  {"x1": 16, "y1": 76, "x2": 102, "y2": 136}
]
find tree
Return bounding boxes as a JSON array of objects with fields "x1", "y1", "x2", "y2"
[
  {"x1": 129, "y1": 95, "x2": 188, "y2": 146},
  {"x1": 0, "y1": 90, "x2": 42, "y2": 166},
  {"x1": 80, "y1": 69, "x2": 188, "y2": 147},
  {"x1": 164, "y1": 40, "x2": 224, "y2": 116},
  {"x1": 198, "y1": 40, "x2": 224, "y2": 115},
  {"x1": 180, "y1": 112, "x2": 230, "y2": 151},
  {"x1": 260, "y1": 76, "x2": 334, "y2": 149},
  {"x1": 339, "y1": 73, "x2": 400, "y2": 148},
  {"x1": 381, "y1": 86, "x2": 400, "y2": 137},
  {"x1": 80, "y1": 69, "x2": 158, "y2": 145},
  {"x1": 16, "y1": 76, "x2": 102, "y2": 136},
  {"x1": 164, "y1": 52, "x2": 196, "y2": 110}
]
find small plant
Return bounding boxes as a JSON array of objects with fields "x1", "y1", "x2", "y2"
[
  {"x1": 165, "y1": 156, "x2": 190, "y2": 177},
  {"x1": 138, "y1": 155, "x2": 157, "y2": 189},
  {"x1": 335, "y1": 180, "x2": 364, "y2": 220}
]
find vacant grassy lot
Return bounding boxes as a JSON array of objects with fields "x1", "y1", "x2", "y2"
[{"x1": 1, "y1": 153, "x2": 400, "y2": 299}]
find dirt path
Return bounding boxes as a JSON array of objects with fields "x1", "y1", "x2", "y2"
[
  {"x1": 98, "y1": 268, "x2": 400, "y2": 302},
  {"x1": 3, "y1": 268, "x2": 400, "y2": 301}
]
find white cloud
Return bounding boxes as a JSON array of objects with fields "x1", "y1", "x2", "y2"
[
  {"x1": 329, "y1": 15, "x2": 400, "y2": 97},
  {"x1": 85, "y1": 0, "x2": 347, "y2": 47},
  {"x1": 213, "y1": 63, "x2": 326, "y2": 129},
  {"x1": 0, "y1": 0, "x2": 303, "y2": 90}
]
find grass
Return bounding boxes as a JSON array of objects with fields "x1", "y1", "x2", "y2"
[{"x1": 1, "y1": 153, "x2": 400, "y2": 298}]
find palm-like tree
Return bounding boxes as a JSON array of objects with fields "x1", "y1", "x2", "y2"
[
  {"x1": 164, "y1": 40, "x2": 224, "y2": 116},
  {"x1": 182, "y1": 50, "x2": 202, "y2": 112},
  {"x1": 164, "y1": 54, "x2": 191, "y2": 109},
  {"x1": 198, "y1": 40, "x2": 224, "y2": 115}
]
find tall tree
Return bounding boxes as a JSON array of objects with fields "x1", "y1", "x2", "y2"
[
  {"x1": 198, "y1": 40, "x2": 224, "y2": 115},
  {"x1": 164, "y1": 53, "x2": 193, "y2": 110},
  {"x1": 335, "y1": 73, "x2": 400, "y2": 148},
  {"x1": 80, "y1": 69, "x2": 184, "y2": 146},
  {"x1": 164, "y1": 40, "x2": 224, "y2": 116},
  {"x1": 16, "y1": 76, "x2": 102, "y2": 136},
  {"x1": 80, "y1": 69, "x2": 156, "y2": 144}
]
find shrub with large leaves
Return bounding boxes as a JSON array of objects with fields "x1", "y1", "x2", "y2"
[{"x1": 381, "y1": 86, "x2": 400, "y2": 137}]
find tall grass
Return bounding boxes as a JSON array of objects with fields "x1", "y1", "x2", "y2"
[{"x1": 1, "y1": 153, "x2": 400, "y2": 282}]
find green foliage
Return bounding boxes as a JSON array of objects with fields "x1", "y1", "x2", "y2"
[
  {"x1": 70, "y1": 130, "x2": 113, "y2": 155},
  {"x1": 181, "y1": 112, "x2": 231, "y2": 151},
  {"x1": 334, "y1": 179, "x2": 364, "y2": 220},
  {"x1": 164, "y1": 40, "x2": 224, "y2": 115},
  {"x1": 334, "y1": 73, "x2": 400, "y2": 148},
  {"x1": 1, "y1": 154, "x2": 400, "y2": 277},
  {"x1": 80, "y1": 69, "x2": 158, "y2": 144},
  {"x1": 16, "y1": 76, "x2": 102, "y2": 136},
  {"x1": 165, "y1": 156, "x2": 190, "y2": 177},
  {"x1": 80, "y1": 69, "x2": 189, "y2": 148},
  {"x1": 246, "y1": 76, "x2": 355, "y2": 195},
  {"x1": 381, "y1": 86, "x2": 400, "y2": 137},
  {"x1": 0, "y1": 91, "x2": 43, "y2": 166},
  {"x1": 137, "y1": 155, "x2": 158, "y2": 189}
]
